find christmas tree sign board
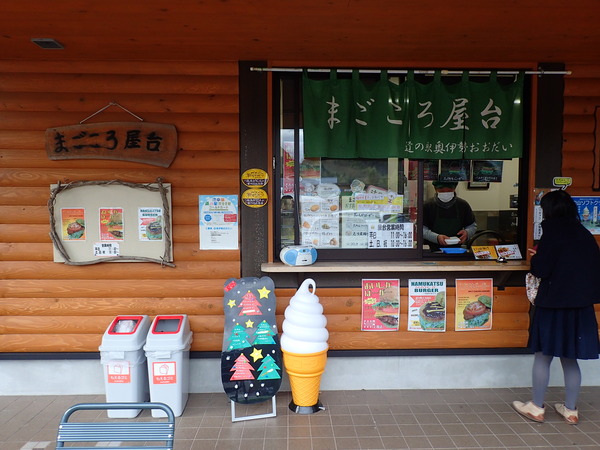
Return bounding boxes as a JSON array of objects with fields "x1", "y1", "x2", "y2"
[{"x1": 221, "y1": 276, "x2": 282, "y2": 404}]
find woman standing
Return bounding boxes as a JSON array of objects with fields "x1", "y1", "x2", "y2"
[{"x1": 513, "y1": 190, "x2": 600, "y2": 424}]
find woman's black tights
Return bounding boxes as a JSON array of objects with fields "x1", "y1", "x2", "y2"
[{"x1": 532, "y1": 351, "x2": 580, "y2": 410}]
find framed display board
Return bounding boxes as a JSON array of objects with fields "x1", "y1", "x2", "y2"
[{"x1": 49, "y1": 179, "x2": 174, "y2": 266}]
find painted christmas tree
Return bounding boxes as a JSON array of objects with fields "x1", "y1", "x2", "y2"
[
  {"x1": 252, "y1": 320, "x2": 277, "y2": 345},
  {"x1": 227, "y1": 323, "x2": 252, "y2": 350},
  {"x1": 230, "y1": 354, "x2": 255, "y2": 381},
  {"x1": 256, "y1": 354, "x2": 281, "y2": 380},
  {"x1": 238, "y1": 290, "x2": 263, "y2": 316}
]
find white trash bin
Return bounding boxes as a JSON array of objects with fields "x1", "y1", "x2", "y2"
[
  {"x1": 144, "y1": 314, "x2": 193, "y2": 417},
  {"x1": 99, "y1": 315, "x2": 151, "y2": 418}
]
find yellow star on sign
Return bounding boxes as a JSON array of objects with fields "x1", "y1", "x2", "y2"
[
  {"x1": 245, "y1": 319, "x2": 255, "y2": 328},
  {"x1": 227, "y1": 299, "x2": 237, "y2": 308},
  {"x1": 249, "y1": 347, "x2": 263, "y2": 362},
  {"x1": 257, "y1": 286, "x2": 271, "y2": 299}
]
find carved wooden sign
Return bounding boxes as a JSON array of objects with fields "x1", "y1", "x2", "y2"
[{"x1": 45, "y1": 122, "x2": 178, "y2": 168}]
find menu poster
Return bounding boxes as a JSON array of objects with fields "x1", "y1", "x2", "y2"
[
  {"x1": 138, "y1": 207, "x2": 163, "y2": 241},
  {"x1": 61, "y1": 208, "x2": 86, "y2": 241},
  {"x1": 455, "y1": 278, "x2": 493, "y2": 331},
  {"x1": 407, "y1": 279, "x2": 446, "y2": 332},
  {"x1": 495, "y1": 244, "x2": 522, "y2": 259},
  {"x1": 472, "y1": 245, "x2": 498, "y2": 260},
  {"x1": 361, "y1": 279, "x2": 400, "y2": 331},
  {"x1": 99, "y1": 207, "x2": 124, "y2": 241},
  {"x1": 572, "y1": 196, "x2": 600, "y2": 235}
]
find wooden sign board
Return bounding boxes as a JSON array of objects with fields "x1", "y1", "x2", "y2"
[{"x1": 45, "y1": 122, "x2": 178, "y2": 168}]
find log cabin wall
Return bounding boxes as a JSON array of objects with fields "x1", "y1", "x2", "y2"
[
  {"x1": 0, "y1": 60, "x2": 241, "y2": 353},
  {"x1": 564, "y1": 64, "x2": 600, "y2": 200},
  {"x1": 0, "y1": 60, "x2": 547, "y2": 356}
]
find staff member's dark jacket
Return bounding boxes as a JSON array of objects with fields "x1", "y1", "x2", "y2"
[{"x1": 531, "y1": 217, "x2": 600, "y2": 308}]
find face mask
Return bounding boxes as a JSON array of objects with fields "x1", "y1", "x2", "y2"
[{"x1": 437, "y1": 192, "x2": 454, "y2": 203}]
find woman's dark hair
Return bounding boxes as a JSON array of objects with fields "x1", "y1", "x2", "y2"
[{"x1": 540, "y1": 189, "x2": 580, "y2": 221}]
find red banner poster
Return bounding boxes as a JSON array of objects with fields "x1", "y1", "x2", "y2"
[{"x1": 361, "y1": 279, "x2": 400, "y2": 331}]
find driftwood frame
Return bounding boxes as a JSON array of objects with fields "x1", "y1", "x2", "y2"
[{"x1": 48, "y1": 178, "x2": 175, "y2": 267}]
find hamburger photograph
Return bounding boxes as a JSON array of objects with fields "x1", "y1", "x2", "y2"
[
  {"x1": 462, "y1": 295, "x2": 492, "y2": 328},
  {"x1": 363, "y1": 284, "x2": 400, "y2": 331},
  {"x1": 372, "y1": 300, "x2": 400, "y2": 328},
  {"x1": 418, "y1": 291, "x2": 446, "y2": 331}
]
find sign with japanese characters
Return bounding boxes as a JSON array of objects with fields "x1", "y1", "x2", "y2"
[
  {"x1": 199, "y1": 195, "x2": 239, "y2": 250},
  {"x1": 303, "y1": 70, "x2": 523, "y2": 160},
  {"x1": 455, "y1": 278, "x2": 493, "y2": 331},
  {"x1": 572, "y1": 196, "x2": 600, "y2": 235},
  {"x1": 408, "y1": 279, "x2": 446, "y2": 332},
  {"x1": 45, "y1": 122, "x2": 178, "y2": 168},
  {"x1": 361, "y1": 279, "x2": 400, "y2": 331}
]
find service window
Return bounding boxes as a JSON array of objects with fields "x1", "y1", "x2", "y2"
[{"x1": 273, "y1": 72, "x2": 529, "y2": 261}]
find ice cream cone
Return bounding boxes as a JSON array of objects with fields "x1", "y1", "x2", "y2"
[{"x1": 282, "y1": 348, "x2": 328, "y2": 407}]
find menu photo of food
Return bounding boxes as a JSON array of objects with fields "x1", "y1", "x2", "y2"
[
  {"x1": 495, "y1": 244, "x2": 523, "y2": 259},
  {"x1": 455, "y1": 278, "x2": 493, "y2": 331},
  {"x1": 361, "y1": 279, "x2": 400, "y2": 331},
  {"x1": 61, "y1": 208, "x2": 86, "y2": 241},
  {"x1": 471, "y1": 245, "x2": 498, "y2": 260},
  {"x1": 99, "y1": 207, "x2": 124, "y2": 241},
  {"x1": 408, "y1": 279, "x2": 446, "y2": 332}
]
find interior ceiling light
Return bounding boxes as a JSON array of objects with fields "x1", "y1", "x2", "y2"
[{"x1": 31, "y1": 38, "x2": 64, "y2": 49}]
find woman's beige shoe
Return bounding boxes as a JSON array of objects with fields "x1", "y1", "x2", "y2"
[
  {"x1": 512, "y1": 400, "x2": 545, "y2": 422},
  {"x1": 554, "y1": 403, "x2": 579, "y2": 424}
]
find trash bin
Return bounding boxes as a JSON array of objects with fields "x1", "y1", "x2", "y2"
[
  {"x1": 144, "y1": 314, "x2": 193, "y2": 417},
  {"x1": 99, "y1": 315, "x2": 151, "y2": 418}
]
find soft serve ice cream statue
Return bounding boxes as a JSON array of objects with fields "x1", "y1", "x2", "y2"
[{"x1": 280, "y1": 278, "x2": 329, "y2": 413}]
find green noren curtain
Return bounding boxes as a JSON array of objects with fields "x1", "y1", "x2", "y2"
[{"x1": 303, "y1": 70, "x2": 524, "y2": 160}]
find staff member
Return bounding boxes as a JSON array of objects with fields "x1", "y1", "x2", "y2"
[{"x1": 423, "y1": 181, "x2": 477, "y2": 250}]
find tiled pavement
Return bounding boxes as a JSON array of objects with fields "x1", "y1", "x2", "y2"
[{"x1": 2, "y1": 387, "x2": 600, "y2": 449}]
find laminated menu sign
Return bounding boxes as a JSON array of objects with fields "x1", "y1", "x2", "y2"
[
  {"x1": 408, "y1": 279, "x2": 446, "y2": 332},
  {"x1": 361, "y1": 279, "x2": 400, "y2": 331},
  {"x1": 472, "y1": 245, "x2": 498, "y2": 260},
  {"x1": 495, "y1": 244, "x2": 522, "y2": 259},
  {"x1": 455, "y1": 278, "x2": 493, "y2": 331}
]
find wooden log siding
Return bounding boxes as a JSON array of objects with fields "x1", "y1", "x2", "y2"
[
  {"x1": 0, "y1": 59, "x2": 537, "y2": 355},
  {"x1": 564, "y1": 64, "x2": 600, "y2": 196},
  {"x1": 0, "y1": 60, "x2": 241, "y2": 353}
]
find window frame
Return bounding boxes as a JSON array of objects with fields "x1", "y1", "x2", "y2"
[{"x1": 271, "y1": 70, "x2": 531, "y2": 263}]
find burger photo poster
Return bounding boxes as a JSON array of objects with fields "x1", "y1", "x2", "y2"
[
  {"x1": 361, "y1": 279, "x2": 400, "y2": 331},
  {"x1": 407, "y1": 279, "x2": 446, "y2": 332},
  {"x1": 61, "y1": 208, "x2": 86, "y2": 240},
  {"x1": 455, "y1": 278, "x2": 493, "y2": 331}
]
